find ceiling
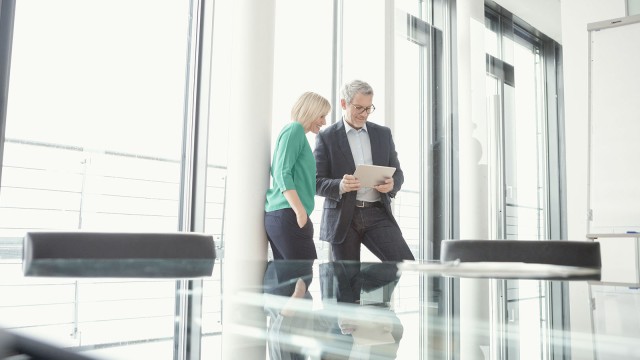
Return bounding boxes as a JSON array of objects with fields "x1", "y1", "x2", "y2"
[{"x1": 493, "y1": 0, "x2": 563, "y2": 43}]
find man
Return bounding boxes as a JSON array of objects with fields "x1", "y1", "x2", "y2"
[{"x1": 314, "y1": 80, "x2": 414, "y2": 262}]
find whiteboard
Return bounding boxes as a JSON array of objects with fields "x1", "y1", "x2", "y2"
[{"x1": 588, "y1": 14, "x2": 640, "y2": 234}]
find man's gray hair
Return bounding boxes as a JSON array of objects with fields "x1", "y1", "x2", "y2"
[{"x1": 341, "y1": 80, "x2": 374, "y2": 104}]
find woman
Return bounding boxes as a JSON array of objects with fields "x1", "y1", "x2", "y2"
[{"x1": 264, "y1": 92, "x2": 330, "y2": 261}]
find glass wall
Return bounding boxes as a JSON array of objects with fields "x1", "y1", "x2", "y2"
[
  {"x1": 0, "y1": 1, "x2": 194, "y2": 359},
  {"x1": 0, "y1": 0, "x2": 454, "y2": 359}
]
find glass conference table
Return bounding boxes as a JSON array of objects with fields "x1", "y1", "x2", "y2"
[
  {"x1": 228, "y1": 259, "x2": 639, "y2": 360},
  {"x1": 2, "y1": 258, "x2": 639, "y2": 360}
]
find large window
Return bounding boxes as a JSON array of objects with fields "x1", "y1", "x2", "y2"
[
  {"x1": 270, "y1": 0, "x2": 334, "y2": 260},
  {"x1": 341, "y1": 1, "x2": 453, "y2": 358},
  {"x1": 0, "y1": 1, "x2": 196, "y2": 359},
  {"x1": 0, "y1": 1, "x2": 455, "y2": 359}
]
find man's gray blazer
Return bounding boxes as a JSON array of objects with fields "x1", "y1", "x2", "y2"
[{"x1": 314, "y1": 119, "x2": 404, "y2": 244}]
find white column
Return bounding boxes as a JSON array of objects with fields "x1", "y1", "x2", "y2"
[
  {"x1": 456, "y1": 1, "x2": 491, "y2": 359},
  {"x1": 221, "y1": 0, "x2": 275, "y2": 359}
]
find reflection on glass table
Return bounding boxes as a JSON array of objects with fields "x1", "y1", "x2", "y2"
[
  {"x1": 260, "y1": 261, "x2": 403, "y2": 360},
  {"x1": 226, "y1": 259, "x2": 639, "y2": 360},
  {"x1": 3, "y1": 257, "x2": 640, "y2": 360}
]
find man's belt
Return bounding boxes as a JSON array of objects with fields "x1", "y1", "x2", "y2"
[{"x1": 355, "y1": 200, "x2": 383, "y2": 208}]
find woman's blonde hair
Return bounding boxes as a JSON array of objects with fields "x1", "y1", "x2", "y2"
[{"x1": 291, "y1": 92, "x2": 331, "y2": 128}]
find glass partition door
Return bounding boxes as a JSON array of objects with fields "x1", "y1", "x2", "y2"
[{"x1": 485, "y1": 8, "x2": 561, "y2": 360}]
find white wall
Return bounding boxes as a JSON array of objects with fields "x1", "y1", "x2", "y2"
[{"x1": 560, "y1": 1, "x2": 626, "y2": 358}]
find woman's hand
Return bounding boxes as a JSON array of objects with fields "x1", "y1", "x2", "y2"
[
  {"x1": 282, "y1": 189, "x2": 308, "y2": 228},
  {"x1": 297, "y1": 213, "x2": 308, "y2": 228}
]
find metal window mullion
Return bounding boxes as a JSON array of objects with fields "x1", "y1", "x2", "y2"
[
  {"x1": 490, "y1": 279, "x2": 507, "y2": 360},
  {"x1": 0, "y1": 0, "x2": 17, "y2": 186},
  {"x1": 420, "y1": 13, "x2": 430, "y2": 263},
  {"x1": 487, "y1": 92, "x2": 504, "y2": 240},
  {"x1": 174, "y1": 1, "x2": 212, "y2": 360},
  {"x1": 544, "y1": 42, "x2": 564, "y2": 241},
  {"x1": 437, "y1": 3, "x2": 457, "y2": 358},
  {"x1": 535, "y1": 46, "x2": 552, "y2": 241},
  {"x1": 331, "y1": 0, "x2": 343, "y2": 125}
]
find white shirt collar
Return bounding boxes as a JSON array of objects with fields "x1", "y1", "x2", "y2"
[{"x1": 342, "y1": 118, "x2": 368, "y2": 134}]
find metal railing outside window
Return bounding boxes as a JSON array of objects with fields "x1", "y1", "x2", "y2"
[{"x1": 0, "y1": 139, "x2": 224, "y2": 357}]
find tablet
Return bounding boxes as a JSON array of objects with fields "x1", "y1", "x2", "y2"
[{"x1": 353, "y1": 164, "x2": 396, "y2": 188}]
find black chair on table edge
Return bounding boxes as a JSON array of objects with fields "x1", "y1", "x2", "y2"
[
  {"x1": 439, "y1": 239, "x2": 601, "y2": 280},
  {"x1": 1, "y1": 231, "x2": 216, "y2": 359}
]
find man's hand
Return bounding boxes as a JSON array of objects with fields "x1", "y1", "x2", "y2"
[
  {"x1": 374, "y1": 178, "x2": 394, "y2": 193},
  {"x1": 340, "y1": 174, "x2": 361, "y2": 193}
]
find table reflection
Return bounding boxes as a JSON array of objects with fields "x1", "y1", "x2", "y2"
[
  {"x1": 230, "y1": 259, "x2": 639, "y2": 360},
  {"x1": 263, "y1": 260, "x2": 404, "y2": 360},
  {"x1": 3, "y1": 256, "x2": 639, "y2": 359}
]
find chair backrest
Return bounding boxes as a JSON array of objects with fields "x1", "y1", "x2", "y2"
[
  {"x1": 23, "y1": 231, "x2": 216, "y2": 278},
  {"x1": 440, "y1": 240, "x2": 601, "y2": 268},
  {"x1": 1, "y1": 328, "x2": 98, "y2": 360}
]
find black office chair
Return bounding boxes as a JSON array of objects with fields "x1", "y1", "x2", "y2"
[
  {"x1": 439, "y1": 239, "x2": 601, "y2": 280},
  {"x1": 4, "y1": 231, "x2": 216, "y2": 359},
  {"x1": 0, "y1": 328, "x2": 95, "y2": 360},
  {"x1": 440, "y1": 239, "x2": 601, "y2": 269},
  {"x1": 23, "y1": 231, "x2": 216, "y2": 278}
]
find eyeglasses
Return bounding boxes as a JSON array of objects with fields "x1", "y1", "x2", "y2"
[{"x1": 349, "y1": 103, "x2": 376, "y2": 115}]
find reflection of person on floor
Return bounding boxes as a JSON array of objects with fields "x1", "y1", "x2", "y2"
[{"x1": 263, "y1": 261, "x2": 403, "y2": 360}]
